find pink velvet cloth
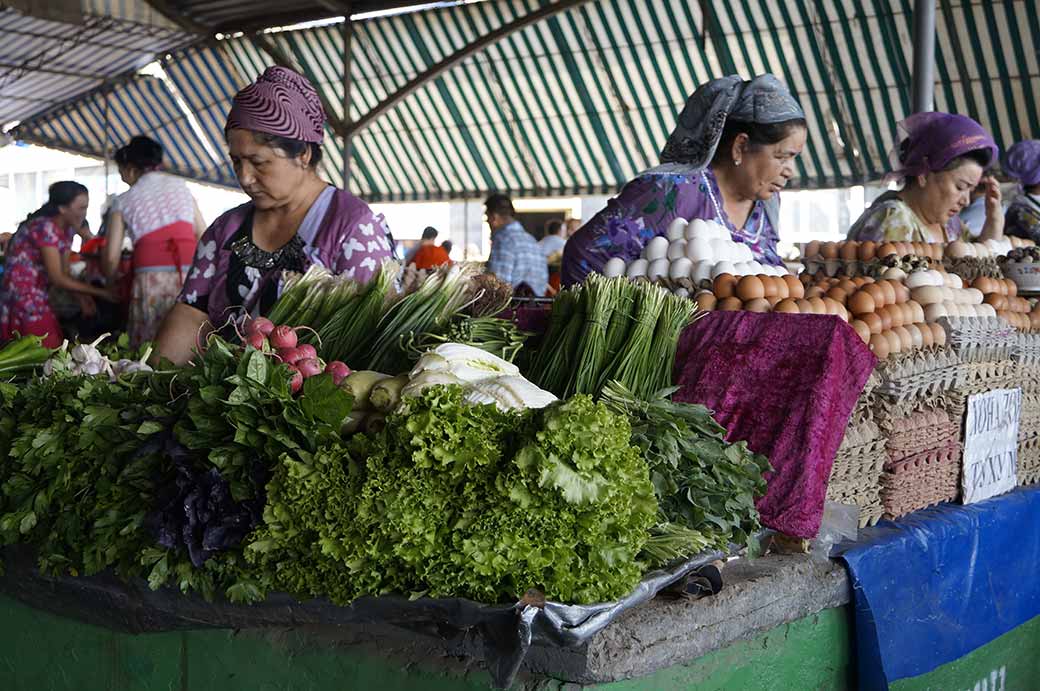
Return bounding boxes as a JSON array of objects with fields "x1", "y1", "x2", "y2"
[{"x1": 673, "y1": 312, "x2": 876, "y2": 538}]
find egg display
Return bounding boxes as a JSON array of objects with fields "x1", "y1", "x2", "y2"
[{"x1": 971, "y1": 275, "x2": 1040, "y2": 331}]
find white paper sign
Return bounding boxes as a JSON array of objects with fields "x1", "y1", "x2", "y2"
[{"x1": 962, "y1": 388, "x2": 1022, "y2": 504}]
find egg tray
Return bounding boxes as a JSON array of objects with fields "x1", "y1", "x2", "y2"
[
  {"x1": 829, "y1": 447, "x2": 887, "y2": 487},
  {"x1": 1017, "y1": 435, "x2": 1040, "y2": 486},
  {"x1": 826, "y1": 484, "x2": 884, "y2": 528},
  {"x1": 939, "y1": 316, "x2": 1019, "y2": 361},
  {"x1": 1012, "y1": 333, "x2": 1040, "y2": 365},
  {"x1": 802, "y1": 257, "x2": 866, "y2": 278},
  {"x1": 1017, "y1": 395, "x2": 1040, "y2": 440},
  {"x1": 1012, "y1": 363, "x2": 1040, "y2": 393},
  {"x1": 953, "y1": 360, "x2": 1020, "y2": 396},
  {"x1": 880, "y1": 442, "x2": 962, "y2": 519},
  {"x1": 875, "y1": 367, "x2": 966, "y2": 402},
  {"x1": 943, "y1": 256, "x2": 1004, "y2": 284},
  {"x1": 873, "y1": 348, "x2": 966, "y2": 401},
  {"x1": 837, "y1": 419, "x2": 883, "y2": 452},
  {"x1": 847, "y1": 376, "x2": 882, "y2": 428},
  {"x1": 885, "y1": 423, "x2": 961, "y2": 463},
  {"x1": 872, "y1": 391, "x2": 964, "y2": 429}
]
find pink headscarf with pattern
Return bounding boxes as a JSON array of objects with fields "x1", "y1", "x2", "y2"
[{"x1": 226, "y1": 66, "x2": 325, "y2": 144}]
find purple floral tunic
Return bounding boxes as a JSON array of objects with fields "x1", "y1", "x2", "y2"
[
  {"x1": 562, "y1": 167, "x2": 781, "y2": 286},
  {"x1": 178, "y1": 186, "x2": 392, "y2": 324}
]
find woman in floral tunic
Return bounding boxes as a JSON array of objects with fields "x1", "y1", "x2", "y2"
[
  {"x1": 154, "y1": 67, "x2": 393, "y2": 364},
  {"x1": 562, "y1": 74, "x2": 807, "y2": 285},
  {"x1": 1003, "y1": 140, "x2": 1040, "y2": 243},
  {"x1": 0, "y1": 182, "x2": 119, "y2": 347}
]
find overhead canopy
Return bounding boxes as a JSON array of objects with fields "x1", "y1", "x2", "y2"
[{"x1": 10, "y1": 0, "x2": 1040, "y2": 201}]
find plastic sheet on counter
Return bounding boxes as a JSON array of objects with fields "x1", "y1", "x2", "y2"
[
  {"x1": 0, "y1": 546, "x2": 723, "y2": 689},
  {"x1": 837, "y1": 486, "x2": 1040, "y2": 690}
]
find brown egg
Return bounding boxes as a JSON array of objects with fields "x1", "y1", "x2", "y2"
[
  {"x1": 869, "y1": 333, "x2": 890, "y2": 359},
  {"x1": 775, "y1": 278, "x2": 790, "y2": 299},
  {"x1": 826, "y1": 286, "x2": 848, "y2": 304},
  {"x1": 840, "y1": 241, "x2": 859, "y2": 261},
  {"x1": 783, "y1": 274, "x2": 805, "y2": 299},
  {"x1": 907, "y1": 300, "x2": 925, "y2": 323},
  {"x1": 821, "y1": 242, "x2": 839, "y2": 259},
  {"x1": 893, "y1": 326, "x2": 912, "y2": 352},
  {"x1": 884, "y1": 304, "x2": 905, "y2": 328},
  {"x1": 695, "y1": 292, "x2": 717, "y2": 311},
  {"x1": 894, "y1": 282, "x2": 911, "y2": 303},
  {"x1": 713, "y1": 273, "x2": 738, "y2": 299},
  {"x1": 759, "y1": 275, "x2": 779, "y2": 298},
  {"x1": 804, "y1": 240, "x2": 821, "y2": 259},
  {"x1": 1006, "y1": 279, "x2": 1018, "y2": 297},
  {"x1": 851, "y1": 319, "x2": 871, "y2": 344},
  {"x1": 863, "y1": 283, "x2": 886, "y2": 308},
  {"x1": 879, "y1": 308, "x2": 893, "y2": 331},
  {"x1": 849, "y1": 290, "x2": 876, "y2": 316},
  {"x1": 930, "y1": 323, "x2": 947, "y2": 347},
  {"x1": 920, "y1": 323, "x2": 934, "y2": 347},
  {"x1": 884, "y1": 329, "x2": 902, "y2": 354},
  {"x1": 878, "y1": 242, "x2": 899, "y2": 259},
  {"x1": 744, "y1": 297, "x2": 771, "y2": 313},
  {"x1": 861, "y1": 312, "x2": 884, "y2": 334},
  {"x1": 852, "y1": 276, "x2": 871, "y2": 287},
  {"x1": 808, "y1": 297, "x2": 828, "y2": 314},
  {"x1": 900, "y1": 302, "x2": 915, "y2": 324},
  {"x1": 972, "y1": 276, "x2": 990, "y2": 292},
  {"x1": 795, "y1": 299, "x2": 813, "y2": 313},
  {"x1": 878, "y1": 280, "x2": 898, "y2": 306},
  {"x1": 985, "y1": 293, "x2": 1007, "y2": 310},
  {"x1": 717, "y1": 296, "x2": 743, "y2": 311},
  {"x1": 800, "y1": 272, "x2": 813, "y2": 286},
  {"x1": 805, "y1": 285, "x2": 826, "y2": 300},
  {"x1": 774, "y1": 298, "x2": 801, "y2": 314},
  {"x1": 736, "y1": 275, "x2": 765, "y2": 302},
  {"x1": 766, "y1": 295, "x2": 783, "y2": 307},
  {"x1": 822, "y1": 297, "x2": 844, "y2": 316},
  {"x1": 857, "y1": 241, "x2": 877, "y2": 262}
]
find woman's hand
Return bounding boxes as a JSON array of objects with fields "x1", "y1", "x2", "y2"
[
  {"x1": 77, "y1": 294, "x2": 97, "y2": 319},
  {"x1": 979, "y1": 176, "x2": 1005, "y2": 242}
]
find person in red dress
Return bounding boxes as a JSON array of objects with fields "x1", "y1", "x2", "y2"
[{"x1": 0, "y1": 182, "x2": 118, "y2": 347}]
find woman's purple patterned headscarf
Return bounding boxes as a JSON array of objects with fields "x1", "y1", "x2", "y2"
[
  {"x1": 889, "y1": 112, "x2": 998, "y2": 180},
  {"x1": 226, "y1": 66, "x2": 325, "y2": 144},
  {"x1": 1004, "y1": 140, "x2": 1040, "y2": 187}
]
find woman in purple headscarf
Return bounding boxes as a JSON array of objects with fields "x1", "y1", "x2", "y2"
[
  {"x1": 154, "y1": 67, "x2": 393, "y2": 364},
  {"x1": 561, "y1": 74, "x2": 808, "y2": 286},
  {"x1": 848, "y1": 113, "x2": 1004, "y2": 243},
  {"x1": 1003, "y1": 140, "x2": 1040, "y2": 242}
]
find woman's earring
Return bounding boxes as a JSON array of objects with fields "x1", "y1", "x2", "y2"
[{"x1": 734, "y1": 159, "x2": 742, "y2": 166}]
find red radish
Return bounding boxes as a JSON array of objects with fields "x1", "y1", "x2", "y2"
[
  {"x1": 245, "y1": 332, "x2": 267, "y2": 350},
  {"x1": 247, "y1": 317, "x2": 275, "y2": 337},
  {"x1": 286, "y1": 364, "x2": 303, "y2": 394},
  {"x1": 297, "y1": 358, "x2": 322, "y2": 378},
  {"x1": 278, "y1": 347, "x2": 303, "y2": 365},
  {"x1": 324, "y1": 360, "x2": 351, "y2": 385},
  {"x1": 270, "y1": 325, "x2": 298, "y2": 350},
  {"x1": 296, "y1": 343, "x2": 318, "y2": 360}
]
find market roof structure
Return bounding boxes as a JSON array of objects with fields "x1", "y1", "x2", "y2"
[{"x1": 6, "y1": 0, "x2": 1040, "y2": 200}]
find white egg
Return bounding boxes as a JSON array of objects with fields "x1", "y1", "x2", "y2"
[
  {"x1": 626, "y1": 258, "x2": 648, "y2": 279},
  {"x1": 669, "y1": 257, "x2": 693, "y2": 282},
  {"x1": 711, "y1": 261, "x2": 736, "y2": 279},
  {"x1": 943, "y1": 273, "x2": 963, "y2": 289},
  {"x1": 710, "y1": 238, "x2": 734, "y2": 262},
  {"x1": 692, "y1": 260, "x2": 713, "y2": 285},
  {"x1": 647, "y1": 258, "x2": 670, "y2": 282},
  {"x1": 602, "y1": 256, "x2": 626, "y2": 278},
  {"x1": 686, "y1": 237, "x2": 713, "y2": 262},
  {"x1": 707, "y1": 220, "x2": 729, "y2": 239},
  {"x1": 666, "y1": 218, "x2": 689, "y2": 242},
  {"x1": 673, "y1": 286, "x2": 690, "y2": 298},
  {"x1": 688, "y1": 218, "x2": 710, "y2": 239},
  {"x1": 733, "y1": 242, "x2": 754, "y2": 263},
  {"x1": 748, "y1": 260, "x2": 764, "y2": 274},
  {"x1": 734, "y1": 261, "x2": 754, "y2": 276},
  {"x1": 644, "y1": 236, "x2": 669, "y2": 262},
  {"x1": 667, "y1": 239, "x2": 688, "y2": 260}
]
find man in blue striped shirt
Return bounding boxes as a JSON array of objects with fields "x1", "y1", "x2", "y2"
[{"x1": 485, "y1": 193, "x2": 548, "y2": 296}]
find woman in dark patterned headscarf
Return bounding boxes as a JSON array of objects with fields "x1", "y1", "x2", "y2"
[
  {"x1": 1003, "y1": 140, "x2": 1040, "y2": 242},
  {"x1": 562, "y1": 74, "x2": 807, "y2": 285},
  {"x1": 155, "y1": 66, "x2": 393, "y2": 364}
]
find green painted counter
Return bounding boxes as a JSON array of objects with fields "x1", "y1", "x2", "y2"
[{"x1": 1, "y1": 592, "x2": 1037, "y2": 689}]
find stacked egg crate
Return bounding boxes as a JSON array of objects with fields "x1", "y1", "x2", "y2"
[
  {"x1": 827, "y1": 373, "x2": 887, "y2": 527},
  {"x1": 875, "y1": 404, "x2": 962, "y2": 519},
  {"x1": 1014, "y1": 333, "x2": 1040, "y2": 486}
]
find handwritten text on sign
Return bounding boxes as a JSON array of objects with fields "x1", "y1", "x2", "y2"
[{"x1": 962, "y1": 388, "x2": 1022, "y2": 504}]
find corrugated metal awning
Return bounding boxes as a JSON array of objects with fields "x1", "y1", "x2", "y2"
[{"x1": 14, "y1": 0, "x2": 1040, "y2": 200}]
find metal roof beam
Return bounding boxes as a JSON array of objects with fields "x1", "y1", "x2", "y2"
[
  {"x1": 139, "y1": 0, "x2": 211, "y2": 34},
  {"x1": 345, "y1": 0, "x2": 590, "y2": 136}
]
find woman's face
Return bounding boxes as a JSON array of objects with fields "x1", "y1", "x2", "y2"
[
  {"x1": 917, "y1": 160, "x2": 984, "y2": 225},
  {"x1": 227, "y1": 129, "x2": 312, "y2": 210},
  {"x1": 58, "y1": 194, "x2": 89, "y2": 231},
  {"x1": 733, "y1": 126, "x2": 807, "y2": 201}
]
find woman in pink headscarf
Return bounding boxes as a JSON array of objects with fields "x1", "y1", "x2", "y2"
[
  {"x1": 848, "y1": 112, "x2": 1004, "y2": 243},
  {"x1": 154, "y1": 66, "x2": 393, "y2": 364}
]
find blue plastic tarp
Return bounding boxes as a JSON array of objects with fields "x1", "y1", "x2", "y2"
[{"x1": 838, "y1": 486, "x2": 1040, "y2": 690}]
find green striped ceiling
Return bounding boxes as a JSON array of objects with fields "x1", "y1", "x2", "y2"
[{"x1": 14, "y1": 0, "x2": 1040, "y2": 200}]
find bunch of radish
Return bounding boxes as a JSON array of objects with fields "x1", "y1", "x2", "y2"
[{"x1": 243, "y1": 317, "x2": 351, "y2": 394}]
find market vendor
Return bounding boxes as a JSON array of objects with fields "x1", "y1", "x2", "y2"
[
  {"x1": 847, "y1": 113, "x2": 1004, "y2": 243},
  {"x1": 1002, "y1": 140, "x2": 1040, "y2": 242},
  {"x1": 0, "y1": 182, "x2": 119, "y2": 348},
  {"x1": 562, "y1": 74, "x2": 807, "y2": 285},
  {"x1": 154, "y1": 66, "x2": 393, "y2": 364}
]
